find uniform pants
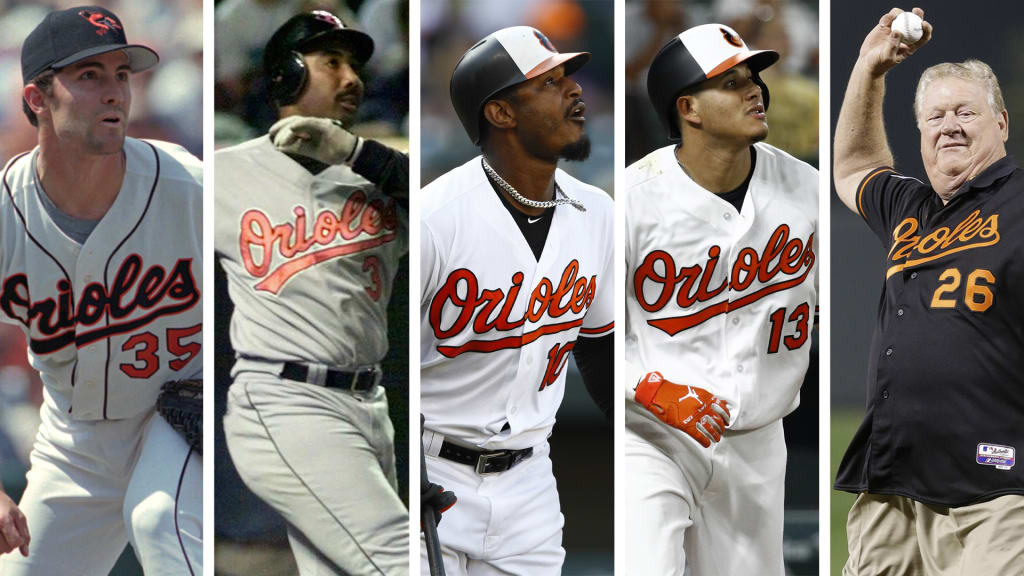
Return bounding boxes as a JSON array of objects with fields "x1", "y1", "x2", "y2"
[
  {"x1": 625, "y1": 403, "x2": 786, "y2": 576},
  {"x1": 0, "y1": 399, "x2": 202, "y2": 575},
  {"x1": 224, "y1": 374, "x2": 407, "y2": 576},
  {"x1": 419, "y1": 435, "x2": 564, "y2": 576},
  {"x1": 844, "y1": 492, "x2": 1024, "y2": 576}
]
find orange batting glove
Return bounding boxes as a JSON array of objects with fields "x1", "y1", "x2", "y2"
[{"x1": 635, "y1": 372, "x2": 731, "y2": 447}]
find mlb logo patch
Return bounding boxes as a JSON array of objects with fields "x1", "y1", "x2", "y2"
[{"x1": 977, "y1": 443, "x2": 1015, "y2": 470}]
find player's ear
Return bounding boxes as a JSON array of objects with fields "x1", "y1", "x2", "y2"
[
  {"x1": 999, "y1": 108, "x2": 1009, "y2": 142},
  {"x1": 482, "y1": 99, "x2": 517, "y2": 132},
  {"x1": 23, "y1": 84, "x2": 48, "y2": 118},
  {"x1": 675, "y1": 94, "x2": 702, "y2": 128}
]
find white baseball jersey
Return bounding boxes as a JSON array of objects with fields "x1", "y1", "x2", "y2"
[
  {"x1": 0, "y1": 138, "x2": 203, "y2": 420},
  {"x1": 421, "y1": 156, "x2": 614, "y2": 450},
  {"x1": 215, "y1": 136, "x2": 408, "y2": 368},
  {"x1": 0, "y1": 137, "x2": 203, "y2": 576},
  {"x1": 624, "y1": 142, "x2": 817, "y2": 430}
]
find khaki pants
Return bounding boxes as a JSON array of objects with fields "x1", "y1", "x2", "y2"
[{"x1": 844, "y1": 492, "x2": 1024, "y2": 576}]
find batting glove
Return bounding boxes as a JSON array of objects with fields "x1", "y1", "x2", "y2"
[
  {"x1": 421, "y1": 481, "x2": 456, "y2": 530},
  {"x1": 634, "y1": 371, "x2": 731, "y2": 447},
  {"x1": 269, "y1": 116, "x2": 363, "y2": 166}
]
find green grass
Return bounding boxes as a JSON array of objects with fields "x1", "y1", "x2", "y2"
[{"x1": 830, "y1": 409, "x2": 863, "y2": 576}]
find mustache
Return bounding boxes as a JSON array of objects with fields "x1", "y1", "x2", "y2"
[{"x1": 335, "y1": 88, "x2": 363, "y2": 106}]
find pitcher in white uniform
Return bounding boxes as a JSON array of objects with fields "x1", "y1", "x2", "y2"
[
  {"x1": 624, "y1": 24, "x2": 818, "y2": 575},
  {"x1": 0, "y1": 6, "x2": 202, "y2": 574}
]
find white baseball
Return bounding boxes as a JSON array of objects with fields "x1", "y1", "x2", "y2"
[{"x1": 892, "y1": 11, "x2": 923, "y2": 43}]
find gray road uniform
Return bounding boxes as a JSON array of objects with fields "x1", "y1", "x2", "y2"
[{"x1": 216, "y1": 135, "x2": 409, "y2": 575}]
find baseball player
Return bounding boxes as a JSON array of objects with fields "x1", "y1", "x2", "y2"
[
  {"x1": 624, "y1": 24, "x2": 818, "y2": 575},
  {"x1": 215, "y1": 11, "x2": 410, "y2": 575},
  {"x1": 0, "y1": 5, "x2": 202, "y2": 574},
  {"x1": 421, "y1": 26, "x2": 614, "y2": 575},
  {"x1": 834, "y1": 9, "x2": 1024, "y2": 574}
]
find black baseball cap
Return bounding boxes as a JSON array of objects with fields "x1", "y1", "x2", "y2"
[
  {"x1": 21, "y1": 5, "x2": 159, "y2": 84},
  {"x1": 264, "y1": 10, "x2": 374, "y2": 74}
]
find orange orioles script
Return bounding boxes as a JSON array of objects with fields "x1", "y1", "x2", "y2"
[
  {"x1": 239, "y1": 191, "x2": 399, "y2": 294},
  {"x1": 429, "y1": 259, "x2": 598, "y2": 358},
  {"x1": 635, "y1": 225, "x2": 814, "y2": 336},
  {"x1": 885, "y1": 210, "x2": 999, "y2": 279}
]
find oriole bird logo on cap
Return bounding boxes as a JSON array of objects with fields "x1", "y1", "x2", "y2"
[
  {"x1": 720, "y1": 27, "x2": 743, "y2": 48},
  {"x1": 78, "y1": 10, "x2": 122, "y2": 36},
  {"x1": 533, "y1": 30, "x2": 557, "y2": 53}
]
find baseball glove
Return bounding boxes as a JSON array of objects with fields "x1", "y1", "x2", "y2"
[
  {"x1": 635, "y1": 371, "x2": 730, "y2": 448},
  {"x1": 157, "y1": 379, "x2": 202, "y2": 453}
]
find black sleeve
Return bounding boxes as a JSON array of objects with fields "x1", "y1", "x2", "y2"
[
  {"x1": 351, "y1": 139, "x2": 409, "y2": 208},
  {"x1": 572, "y1": 333, "x2": 614, "y2": 420},
  {"x1": 856, "y1": 166, "x2": 931, "y2": 249}
]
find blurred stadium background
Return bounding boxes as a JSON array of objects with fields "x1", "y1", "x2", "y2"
[
  {"x1": 422, "y1": 1, "x2": 615, "y2": 574},
  {"x1": 0, "y1": 1, "x2": 202, "y2": 574},
  {"x1": 831, "y1": 1, "x2": 1024, "y2": 574},
  {"x1": 626, "y1": 1, "x2": 819, "y2": 574},
  {"x1": 214, "y1": 0, "x2": 409, "y2": 574}
]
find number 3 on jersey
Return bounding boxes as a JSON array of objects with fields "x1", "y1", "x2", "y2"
[
  {"x1": 120, "y1": 324, "x2": 202, "y2": 378},
  {"x1": 767, "y1": 302, "x2": 810, "y2": 353}
]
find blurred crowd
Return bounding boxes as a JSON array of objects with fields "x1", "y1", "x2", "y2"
[
  {"x1": 0, "y1": 0, "x2": 203, "y2": 166},
  {"x1": 421, "y1": 0, "x2": 614, "y2": 194},
  {"x1": 214, "y1": 0, "x2": 409, "y2": 149},
  {"x1": 626, "y1": 0, "x2": 819, "y2": 166}
]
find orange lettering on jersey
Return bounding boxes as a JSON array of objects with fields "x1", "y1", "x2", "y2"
[
  {"x1": 635, "y1": 226, "x2": 815, "y2": 336},
  {"x1": 429, "y1": 259, "x2": 605, "y2": 358},
  {"x1": 238, "y1": 193, "x2": 399, "y2": 293},
  {"x1": 885, "y1": 210, "x2": 999, "y2": 278}
]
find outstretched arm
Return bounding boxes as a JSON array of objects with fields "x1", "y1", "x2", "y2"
[{"x1": 834, "y1": 7, "x2": 932, "y2": 212}]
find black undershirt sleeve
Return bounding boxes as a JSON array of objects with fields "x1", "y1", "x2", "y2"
[
  {"x1": 351, "y1": 139, "x2": 410, "y2": 209},
  {"x1": 572, "y1": 333, "x2": 614, "y2": 420}
]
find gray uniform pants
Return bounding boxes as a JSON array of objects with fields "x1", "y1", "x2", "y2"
[{"x1": 224, "y1": 374, "x2": 408, "y2": 576}]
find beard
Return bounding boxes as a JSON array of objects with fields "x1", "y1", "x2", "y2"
[{"x1": 559, "y1": 134, "x2": 591, "y2": 162}]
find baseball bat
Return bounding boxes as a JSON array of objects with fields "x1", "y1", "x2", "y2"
[{"x1": 421, "y1": 416, "x2": 446, "y2": 576}]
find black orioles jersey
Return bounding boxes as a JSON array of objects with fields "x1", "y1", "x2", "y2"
[{"x1": 835, "y1": 156, "x2": 1024, "y2": 506}]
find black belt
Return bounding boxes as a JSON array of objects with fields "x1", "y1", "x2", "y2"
[
  {"x1": 438, "y1": 441, "x2": 533, "y2": 475},
  {"x1": 280, "y1": 362, "x2": 380, "y2": 392}
]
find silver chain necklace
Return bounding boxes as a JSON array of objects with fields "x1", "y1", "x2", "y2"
[{"x1": 481, "y1": 157, "x2": 586, "y2": 212}]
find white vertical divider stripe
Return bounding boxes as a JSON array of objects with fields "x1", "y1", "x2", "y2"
[
  {"x1": 818, "y1": 0, "x2": 832, "y2": 574},
  {"x1": 613, "y1": 0, "x2": 626, "y2": 574},
  {"x1": 202, "y1": 0, "x2": 215, "y2": 572},
  {"x1": 408, "y1": 0, "x2": 423, "y2": 572}
]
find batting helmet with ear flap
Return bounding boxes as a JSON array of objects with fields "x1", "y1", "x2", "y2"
[
  {"x1": 263, "y1": 10, "x2": 374, "y2": 106},
  {"x1": 647, "y1": 23, "x2": 778, "y2": 141},
  {"x1": 450, "y1": 26, "x2": 590, "y2": 145}
]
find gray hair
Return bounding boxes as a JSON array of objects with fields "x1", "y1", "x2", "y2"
[{"x1": 914, "y1": 59, "x2": 1005, "y2": 128}]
